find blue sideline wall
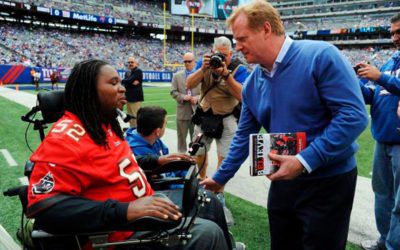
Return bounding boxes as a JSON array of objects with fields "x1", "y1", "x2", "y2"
[{"x1": 0, "y1": 65, "x2": 173, "y2": 84}]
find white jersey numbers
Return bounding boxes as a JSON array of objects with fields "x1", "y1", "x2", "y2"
[
  {"x1": 51, "y1": 120, "x2": 86, "y2": 142},
  {"x1": 118, "y1": 157, "x2": 147, "y2": 198}
]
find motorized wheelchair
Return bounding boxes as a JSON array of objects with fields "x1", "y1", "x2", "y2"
[{"x1": 3, "y1": 90, "x2": 244, "y2": 250}]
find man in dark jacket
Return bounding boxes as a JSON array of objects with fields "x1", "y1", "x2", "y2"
[{"x1": 122, "y1": 57, "x2": 143, "y2": 128}]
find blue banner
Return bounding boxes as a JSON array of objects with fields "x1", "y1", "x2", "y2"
[
  {"x1": 118, "y1": 70, "x2": 173, "y2": 82},
  {"x1": 70, "y1": 11, "x2": 115, "y2": 25},
  {"x1": 50, "y1": 8, "x2": 115, "y2": 25},
  {"x1": 0, "y1": 65, "x2": 173, "y2": 84}
]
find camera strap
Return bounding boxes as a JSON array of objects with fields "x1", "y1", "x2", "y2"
[
  {"x1": 199, "y1": 60, "x2": 244, "y2": 103},
  {"x1": 198, "y1": 78, "x2": 220, "y2": 104},
  {"x1": 228, "y1": 58, "x2": 242, "y2": 72}
]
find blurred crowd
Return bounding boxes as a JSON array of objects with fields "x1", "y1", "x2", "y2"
[
  {"x1": 0, "y1": 25, "x2": 212, "y2": 71},
  {"x1": 16, "y1": 0, "x2": 227, "y2": 31},
  {"x1": 341, "y1": 47, "x2": 397, "y2": 68},
  {"x1": 13, "y1": 0, "x2": 398, "y2": 32},
  {"x1": 285, "y1": 15, "x2": 392, "y2": 32},
  {"x1": 1, "y1": 0, "x2": 398, "y2": 71},
  {"x1": 0, "y1": 23, "x2": 395, "y2": 71}
]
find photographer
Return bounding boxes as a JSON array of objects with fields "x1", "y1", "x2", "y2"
[{"x1": 186, "y1": 36, "x2": 249, "y2": 192}]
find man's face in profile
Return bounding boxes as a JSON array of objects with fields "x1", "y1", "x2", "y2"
[
  {"x1": 231, "y1": 13, "x2": 266, "y2": 65},
  {"x1": 391, "y1": 21, "x2": 400, "y2": 49}
]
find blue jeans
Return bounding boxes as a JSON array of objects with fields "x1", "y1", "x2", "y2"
[{"x1": 372, "y1": 142, "x2": 400, "y2": 250}]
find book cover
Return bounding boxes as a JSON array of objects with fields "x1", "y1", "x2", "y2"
[{"x1": 249, "y1": 132, "x2": 306, "y2": 176}]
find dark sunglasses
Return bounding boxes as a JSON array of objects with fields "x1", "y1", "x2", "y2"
[
  {"x1": 183, "y1": 60, "x2": 193, "y2": 64},
  {"x1": 390, "y1": 29, "x2": 400, "y2": 37}
]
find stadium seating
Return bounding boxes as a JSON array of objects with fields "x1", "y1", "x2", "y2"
[{"x1": 0, "y1": 0, "x2": 397, "y2": 71}]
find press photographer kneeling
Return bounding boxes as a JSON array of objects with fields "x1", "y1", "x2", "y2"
[{"x1": 186, "y1": 36, "x2": 249, "y2": 185}]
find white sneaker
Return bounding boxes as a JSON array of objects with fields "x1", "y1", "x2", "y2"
[
  {"x1": 361, "y1": 240, "x2": 386, "y2": 250},
  {"x1": 234, "y1": 242, "x2": 246, "y2": 250}
]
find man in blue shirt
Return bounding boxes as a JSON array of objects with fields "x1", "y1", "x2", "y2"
[
  {"x1": 125, "y1": 106, "x2": 192, "y2": 189},
  {"x1": 201, "y1": 1, "x2": 368, "y2": 249},
  {"x1": 357, "y1": 14, "x2": 400, "y2": 250}
]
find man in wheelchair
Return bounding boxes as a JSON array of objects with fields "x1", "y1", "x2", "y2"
[{"x1": 24, "y1": 59, "x2": 230, "y2": 249}]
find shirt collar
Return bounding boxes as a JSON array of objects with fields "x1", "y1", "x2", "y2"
[
  {"x1": 185, "y1": 68, "x2": 195, "y2": 76},
  {"x1": 260, "y1": 36, "x2": 293, "y2": 75},
  {"x1": 276, "y1": 36, "x2": 293, "y2": 64}
]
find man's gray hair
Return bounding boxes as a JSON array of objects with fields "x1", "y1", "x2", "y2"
[
  {"x1": 213, "y1": 36, "x2": 232, "y2": 51},
  {"x1": 391, "y1": 13, "x2": 400, "y2": 24}
]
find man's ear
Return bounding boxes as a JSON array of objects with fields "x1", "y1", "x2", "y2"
[
  {"x1": 263, "y1": 21, "x2": 272, "y2": 38},
  {"x1": 154, "y1": 127, "x2": 161, "y2": 137}
]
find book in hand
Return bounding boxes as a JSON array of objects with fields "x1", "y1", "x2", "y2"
[{"x1": 249, "y1": 132, "x2": 306, "y2": 176}]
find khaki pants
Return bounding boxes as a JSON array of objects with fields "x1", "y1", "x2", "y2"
[
  {"x1": 177, "y1": 119, "x2": 194, "y2": 153},
  {"x1": 126, "y1": 101, "x2": 141, "y2": 128}
]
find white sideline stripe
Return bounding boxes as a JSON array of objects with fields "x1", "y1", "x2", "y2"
[
  {"x1": 143, "y1": 100, "x2": 172, "y2": 103},
  {"x1": 0, "y1": 224, "x2": 21, "y2": 250},
  {"x1": 0, "y1": 149, "x2": 17, "y2": 167},
  {"x1": 19, "y1": 177, "x2": 29, "y2": 185}
]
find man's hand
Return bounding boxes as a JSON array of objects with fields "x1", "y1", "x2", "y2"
[
  {"x1": 201, "y1": 54, "x2": 211, "y2": 71},
  {"x1": 200, "y1": 177, "x2": 224, "y2": 193},
  {"x1": 356, "y1": 62, "x2": 382, "y2": 81},
  {"x1": 210, "y1": 62, "x2": 229, "y2": 79},
  {"x1": 397, "y1": 101, "x2": 400, "y2": 118},
  {"x1": 190, "y1": 96, "x2": 198, "y2": 105},
  {"x1": 183, "y1": 95, "x2": 192, "y2": 102},
  {"x1": 267, "y1": 154, "x2": 304, "y2": 181},
  {"x1": 127, "y1": 196, "x2": 182, "y2": 221},
  {"x1": 158, "y1": 153, "x2": 195, "y2": 166}
]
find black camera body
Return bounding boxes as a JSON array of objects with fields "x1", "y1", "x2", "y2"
[
  {"x1": 353, "y1": 65, "x2": 362, "y2": 73},
  {"x1": 209, "y1": 52, "x2": 226, "y2": 69}
]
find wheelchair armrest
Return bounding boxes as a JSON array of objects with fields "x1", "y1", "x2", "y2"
[
  {"x1": 151, "y1": 177, "x2": 184, "y2": 185},
  {"x1": 122, "y1": 192, "x2": 181, "y2": 232},
  {"x1": 31, "y1": 230, "x2": 56, "y2": 238},
  {"x1": 3, "y1": 185, "x2": 28, "y2": 214},
  {"x1": 146, "y1": 160, "x2": 192, "y2": 175},
  {"x1": 124, "y1": 216, "x2": 181, "y2": 232},
  {"x1": 32, "y1": 213, "x2": 181, "y2": 239}
]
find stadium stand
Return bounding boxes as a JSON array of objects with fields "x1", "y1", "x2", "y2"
[
  {"x1": 0, "y1": 24, "x2": 211, "y2": 71},
  {"x1": 0, "y1": 0, "x2": 398, "y2": 72}
]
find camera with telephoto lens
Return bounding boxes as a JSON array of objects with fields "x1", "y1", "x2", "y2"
[{"x1": 209, "y1": 52, "x2": 226, "y2": 69}]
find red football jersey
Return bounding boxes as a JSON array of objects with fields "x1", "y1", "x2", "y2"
[{"x1": 27, "y1": 111, "x2": 154, "y2": 246}]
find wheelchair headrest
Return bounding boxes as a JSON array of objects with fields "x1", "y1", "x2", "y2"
[
  {"x1": 37, "y1": 90, "x2": 65, "y2": 124},
  {"x1": 182, "y1": 165, "x2": 199, "y2": 216}
]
